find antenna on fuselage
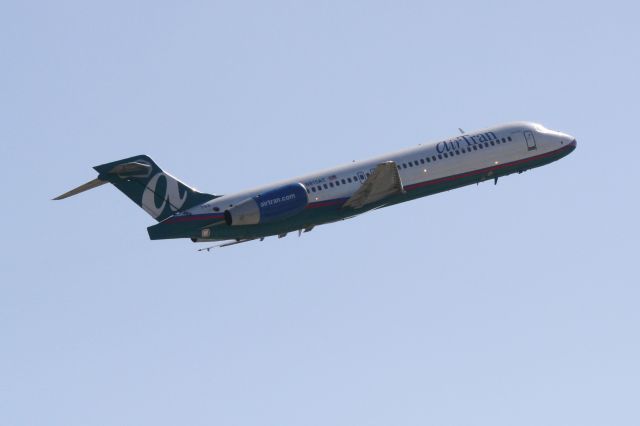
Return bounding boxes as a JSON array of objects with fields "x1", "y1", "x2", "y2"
[{"x1": 458, "y1": 128, "x2": 465, "y2": 134}]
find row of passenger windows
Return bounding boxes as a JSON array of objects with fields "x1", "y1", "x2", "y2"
[
  {"x1": 308, "y1": 173, "x2": 371, "y2": 193},
  {"x1": 306, "y1": 136, "x2": 512, "y2": 194},
  {"x1": 398, "y1": 136, "x2": 512, "y2": 169}
]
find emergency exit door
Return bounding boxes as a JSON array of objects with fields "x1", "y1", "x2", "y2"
[{"x1": 524, "y1": 130, "x2": 537, "y2": 151}]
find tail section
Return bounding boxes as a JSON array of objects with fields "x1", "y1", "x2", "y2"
[{"x1": 55, "y1": 155, "x2": 217, "y2": 222}]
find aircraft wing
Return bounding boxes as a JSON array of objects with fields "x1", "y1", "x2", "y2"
[{"x1": 343, "y1": 161, "x2": 405, "y2": 209}]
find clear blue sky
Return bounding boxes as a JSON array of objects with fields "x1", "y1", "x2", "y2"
[{"x1": 2, "y1": 1, "x2": 639, "y2": 425}]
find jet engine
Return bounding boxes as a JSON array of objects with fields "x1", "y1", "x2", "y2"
[{"x1": 224, "y1": 183, "x2": 308, "y2": 226}]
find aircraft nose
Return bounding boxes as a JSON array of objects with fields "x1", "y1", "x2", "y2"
[{"x1": 560, "y1": 133, "x2": 577, "y2": 152}]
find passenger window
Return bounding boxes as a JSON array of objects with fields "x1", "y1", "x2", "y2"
[
  {"x1": 329, "y1": 182, "x2": 334, "y2": 187},
  {"x1": 502, "y1": 138, "x2": 506, "y2": 143},
  {"x1": 438, "y1": 154, "x2": 443, "y2": 159},
  {"x1": 311, "y1": 187, "x2": 316, "y2": 192},
  {"x1": 420, "y1": 159, "x2": 425, "y2": 164},
  {"x1": 473, "y1": 146, "x2": 478, "y2": 150},
  {"x1": 508, "y1": 136, "x2": 512, "y2": 141},
  {"x1": 335, "y1": 181, "x2": 340, "y2": 186},
  {"x1": 432, "y1": 156, "x2": 437, "y2": 161},
  {"x1": 443, "y1": 153, "x2": 448, "y2": 158},
  {"x1": 455, "y1": 150, "x2": 460, "y2": 155},
  {"x1": 341, "y1": 179, "x2": 346, "y2": 184},
  {"x1": 348, "y1": 178, "x2": 352, "y2": 183},
  {"x1": 323, "y1": 184, "x2": 328, "y2": 189},
  {"x1": 490, "y1": 141, "x2": 495, "y2": 146},
  {"x1": 426, "y1": 157, "x2": 431, "y2": 163}
]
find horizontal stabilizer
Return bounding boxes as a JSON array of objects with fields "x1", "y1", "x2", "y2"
[
  {"x1": 53, "y1": 178, "x2": 107, "y2": 200},
  {"x1": 54, "y1": 155, "x2": 218, "y2": 222},
  {"x1": 53, "y1": 161, "x2": 150, "y2": 200}
]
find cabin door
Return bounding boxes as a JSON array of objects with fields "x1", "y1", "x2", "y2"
[{"x1": 524, "y1": 130, "x2": 537, "y2": 151}]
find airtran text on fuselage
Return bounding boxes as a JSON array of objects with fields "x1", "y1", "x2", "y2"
[
  {"x1": 436, "y1": 131, "x2": 498, "y2": 154},
  {"x1": 259, "y1": 193, "x2": 297, "y2": 208}
]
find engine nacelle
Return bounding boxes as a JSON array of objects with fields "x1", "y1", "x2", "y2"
[{"x1": 224, "y1": 183, "x2": 308, "y2": 226}]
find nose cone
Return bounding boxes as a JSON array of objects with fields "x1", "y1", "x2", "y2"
[{"x1": 558, "y1": 131, "x2": 577, "y2": 153}]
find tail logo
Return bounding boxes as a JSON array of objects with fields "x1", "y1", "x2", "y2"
[{"x1": 141, "y1": 172, "x2": 188, "y2": 219}]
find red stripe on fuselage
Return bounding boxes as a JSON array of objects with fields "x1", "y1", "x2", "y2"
[
  {"x1": 307, "y1": 143, "x2": 574, "y2": 209},
  {"x1": 404, "y1": 142, "x2": 574, "y2": 191}
]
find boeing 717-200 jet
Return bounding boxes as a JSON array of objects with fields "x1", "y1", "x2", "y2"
[{"x1": 55, "y1": 122, "x2": 577, "y2": 248}]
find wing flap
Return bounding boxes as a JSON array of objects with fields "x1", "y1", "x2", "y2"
[{"x1": 343, "y1": 161, "x2": 404, "y2": 209}]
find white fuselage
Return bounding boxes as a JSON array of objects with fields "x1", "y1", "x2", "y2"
[{"x1": 193, "y1": 122, "x2": 576, "y2": 215}]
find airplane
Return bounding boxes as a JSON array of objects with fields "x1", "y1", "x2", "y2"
[{"x1": 54, "y1": 121, "x2": 576, "y2": 248}]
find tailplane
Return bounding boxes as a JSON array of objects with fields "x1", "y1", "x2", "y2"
[{"x1": 54, "y1": 155, "x2": 217, "y2": 222}]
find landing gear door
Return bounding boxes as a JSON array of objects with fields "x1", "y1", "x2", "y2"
[{"x1": 524, "y1": 130, "x2": 537, "y2": 151}]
